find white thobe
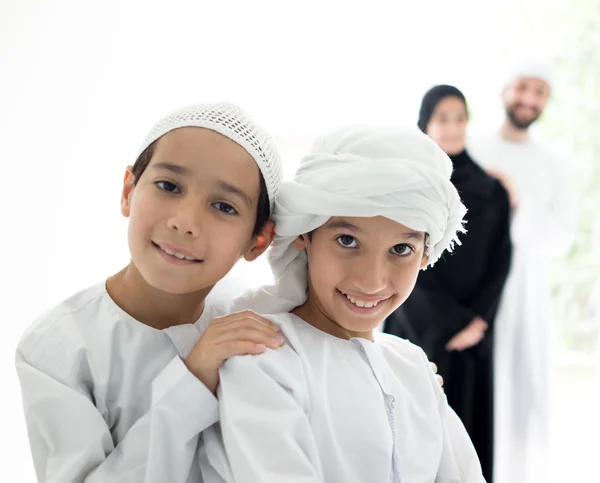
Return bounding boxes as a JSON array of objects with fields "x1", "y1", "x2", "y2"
[
  {"x1": 200, "y1": 313, "x2": 485, "y2": 483},
  {"x1": 16, "y1": 282, "x2": 224, "y2": 483},
  {"x1": 468, "y1": 134, "x2": 577, "y2": 483}
]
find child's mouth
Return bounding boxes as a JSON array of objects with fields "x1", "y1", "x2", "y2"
[
  {"x1": 337, "y1": 289, "x2": 390, "y2": 314},
  {"x1": 153, "y1": 242, "x2": 202, "y2": 264}
]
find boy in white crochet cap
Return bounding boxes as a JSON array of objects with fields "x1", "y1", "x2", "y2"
[
  {"x1": 16, "y1": 103, "x2": 289, "y2": 483},
  {"x1": 201, "y1": 126, "x2": 485, "y2": 482}
]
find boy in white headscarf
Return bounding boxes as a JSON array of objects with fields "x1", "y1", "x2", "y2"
[{"x1": 200, "y1": 126, "x2": 485, "y2": 482}]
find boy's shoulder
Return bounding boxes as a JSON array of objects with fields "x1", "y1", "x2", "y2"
[
  {"x1": 375, "y1": 333, "x2": 437, "y2": 378},
  {"x1": 221, "y1": 313, "x2": 308, "y2": 378},
  {"x1": 374, "y1": 331, "x2": 426, "y2": 357},
  {"x1": 17, "y1": 282, "x2": 119, "y2": 363},
  {"x1": 375, "y1": 333, "x2": 443, "y2": 405},
  {"x1": 227, "y1": 312, "x2": 304, "y2": 365}
]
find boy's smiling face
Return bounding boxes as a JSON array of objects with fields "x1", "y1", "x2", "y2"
[
  {"x1": 293, "y1": 216, "x2": 428, "y2": 339},
  {"x1": 121, "y1": 127, "x2": 272, "y2": 295}
]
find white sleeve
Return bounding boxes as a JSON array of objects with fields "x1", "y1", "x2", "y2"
[
  {"x1": 17, "y1": 351, "x2": 219, "y2": 483},
  {"x1": 435, "y1": 401, "x2": 486, "y2": 483},
  {"x1": 511, "y1": 163, "x2": 577, "y2": 257},
  {"x1": 410, "y1": 349, "x2": 485, "y2": 483},
  {"x1": 201, "y1": 346, "x2": 324, "y2": 483}
]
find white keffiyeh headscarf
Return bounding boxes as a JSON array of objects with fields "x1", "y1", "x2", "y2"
[{"x1": 235, "y1": 125, "x2": 467, "y2": 313}]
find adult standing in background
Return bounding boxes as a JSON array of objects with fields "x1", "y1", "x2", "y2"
[
  {"x1": 468, "y1": 61, "x2": 577, "y2": 483},
  {"x1": 385, "y1": 85, "x2": 512, "y2": 482}
]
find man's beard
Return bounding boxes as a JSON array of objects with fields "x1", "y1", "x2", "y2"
[{"x1": 506, "y1": 104, "x2": 541, "y2": 130}]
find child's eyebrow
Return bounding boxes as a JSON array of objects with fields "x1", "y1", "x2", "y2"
[
  {"x1": 152, "y1": 162, "x2": 189, "y2": 176},
  {"x1": 325, "y1": 220, "x2": 363, "y2": 232},
  {"x1": 216, "y1": 180, "x2": 253, "y2": 207},
  {"x1": 326, "y1": 220, "x2": 424, "y2": 242},
  {"x1": 151, "y1": 162, "x2": 252, "y2": 207},
  {"x1": 403, "y1": 231, "x2": 425, "y2": 242}
]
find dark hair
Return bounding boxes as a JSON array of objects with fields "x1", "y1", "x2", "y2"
[
  {"x1": 132, "y1": 142, "x2": 270, "y2": 236},
  {"x1": 417, "y1": 85, "x2": 468, "y2": 134}
]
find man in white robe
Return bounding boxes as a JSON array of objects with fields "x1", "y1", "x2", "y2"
[{"x1": 468, "y1": 60, "x2": 577, "y2": 483}]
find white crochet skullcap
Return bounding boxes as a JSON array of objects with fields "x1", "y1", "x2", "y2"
[{"x1": 137, "y1": 102, "x2": 283, "y2": 213}]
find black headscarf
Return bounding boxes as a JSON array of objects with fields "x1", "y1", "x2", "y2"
[{"x1": 417, "y1": 85, "x2": 468, "y2": 133}]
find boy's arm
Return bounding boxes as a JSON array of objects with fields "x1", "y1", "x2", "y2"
[
  {"x1": 435, "y1": 401, "x2": 486, "y2": 483},
  {"x1": 202, "y1": 344, "x2": 324, "y2": 483},
  {"x1": 417, "y1": 351, "x2": 485, "y2": 482},
  {"x1": 16, "y1": 351, "x2": 217, "y2": 483},
  {"x1": 16, "y1": 310, "x2": 283, "y2": 483}
]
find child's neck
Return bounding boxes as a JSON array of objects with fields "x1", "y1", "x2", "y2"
[
  {"x1": 293, "y1": 296, "x2": 375, "y2": 342},
  {"x1": 106, "y1": 263, "x2": 211, "y2": 330}
]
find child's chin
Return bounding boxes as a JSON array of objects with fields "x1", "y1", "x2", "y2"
[
  {"x1": 146, "y1": 276, "x2": 207, "y2": 296},
  {"x1": 337, "y1": 317, "x2": 386, "y2": 334}
]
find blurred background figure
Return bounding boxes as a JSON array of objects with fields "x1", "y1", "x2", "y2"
[
  {"x1": 469, "y1": 60, "x2": 577, "y2": 483},
  {"x1": 385, "y1": 85, "x2": 512, "y2": 482}
]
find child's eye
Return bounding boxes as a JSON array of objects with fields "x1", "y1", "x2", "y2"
[
  {"x1": 336, "y1": 235, "x2": 358, "y2": 248},
  {"x1": 156, "y1": 181, "x2": 181, "y2": 193},
  {"x1": 213, "y1": 202, "x2": 238, "y2": 215},
  {"x1": 391, "y1": 244, "x2": 413, "y2": 256}
]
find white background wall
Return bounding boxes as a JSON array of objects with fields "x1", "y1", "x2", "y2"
[{"x1": 0, "y1": 0, "x2": 596, "y2": 480}]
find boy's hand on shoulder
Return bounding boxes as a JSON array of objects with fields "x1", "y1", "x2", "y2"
[{"x1": 185, "y1": 310, "x2": 285, "y2": 394}]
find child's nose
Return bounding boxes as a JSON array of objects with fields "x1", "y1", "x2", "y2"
[
  {"x1": 167, "y1": 202, "x2": 204, "y2": 237},
  {"x1": 350, "y1": 255, "x2": 387, "y2": 294}
]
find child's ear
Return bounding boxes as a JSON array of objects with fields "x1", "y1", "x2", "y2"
[
  {"x1": 419, "y1": 249, "x2": 430, "y2": 269},
  {"x1": 291, "y1": 234, "x2": 309, "y2": 252},
  {"x1": 121, "y1": 166, "x2": 135, "y2": 218},
  {"x1": 419, "y1": 235, "x2": 430, "y2": 269},
  {"x1": 244, "y1": 221, "x2": 276, "y2": 262}
]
